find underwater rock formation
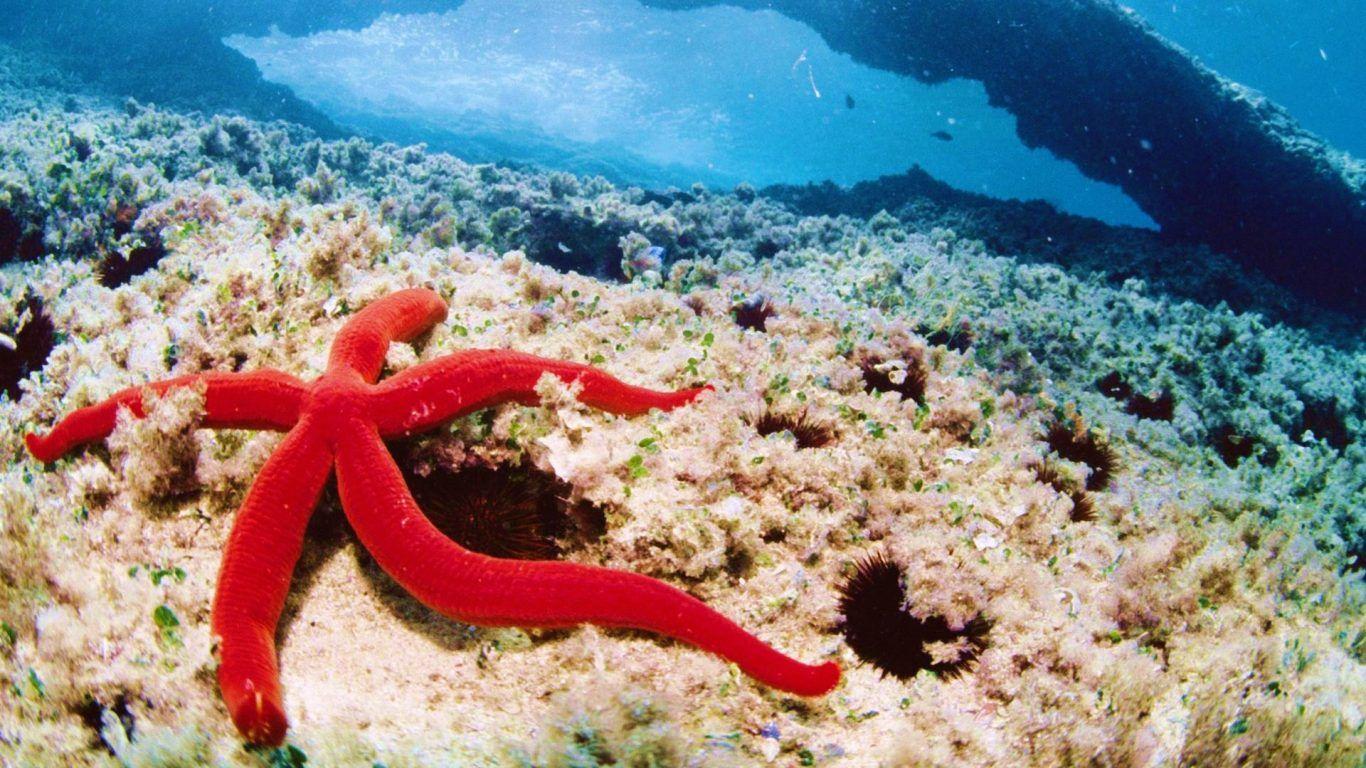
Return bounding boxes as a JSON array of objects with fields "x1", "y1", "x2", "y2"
[
  {"x1": 2, "y1": 41, "x2": 1362, "y2": 762},
  {"x1": 0, "y1": 1, "x2": 348, "y2": 133},
  {"x1": 644, "y1": 0, "x2": 1366, "y2": 312},
  {"x1": 11, "y1": 1, "x2": 1362, "y2": 309}
]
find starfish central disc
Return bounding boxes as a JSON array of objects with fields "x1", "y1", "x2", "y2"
[{"x1": 26, "y1": 288, "x2": 839, "y2": 745}]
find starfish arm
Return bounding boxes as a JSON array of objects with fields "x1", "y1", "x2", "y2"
[
  {"x1": 327, "y1": 288, "x2": 448, "y2": 382},
  {"x1": 369, "y1": 350, "x2": 711, "y2": 438},
  {"x1": 334, "y1": 423, "x2": 839, "y2": 696},
  {"x1": 25, "y1": 370, "x2": 306, "y2": 463},
  {"x1": 211, "y1": 421, "x2": 333, "y2": 746}
]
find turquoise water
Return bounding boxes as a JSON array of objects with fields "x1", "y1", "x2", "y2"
[
  {"x1": 227, "y1": 0, "x2": 1153, "y2": 226},
  {"x1": 6, "y1": 1, "x2": 1363, "y2": 235},
  {"x1": 1123, "y1": 0, "x2": 1366, "y2": 157}
]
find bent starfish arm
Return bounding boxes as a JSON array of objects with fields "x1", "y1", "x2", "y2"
[
  {"x1": 327, "y1": 288, "x2": 448, "y2": 383},
  {"x1": 335, "y1": 421, "x2": 840, "y2": 696},
  {"x1": 211, "y1": 422, "x2": 332, "y2": 746},
  {"x1": 370, "y1": 350, "x2": 711, "y2": 438},
  {"x1": 25, "y1": 370, "x2": 306, "y2": 462}
]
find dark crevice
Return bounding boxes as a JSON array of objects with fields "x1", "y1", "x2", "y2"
[
  {"x1": 18, "y1": 229, "x2": 45, "y2": 262},
  {"x1": 72, "y1": 693, "x2": 136, "y2": 755},
  {"x1": 1096, "y1": 371, "x2": 1133, "y2": 402},
  {"x1": 523, "y1": 208, "x2": 628, "y2": 282},
  {"x1": 1125, "y1": 389, "x2": 1175, "y2": 422},
  {"x1": 1209, "y1": 424, "x2": 1256, "y2": 467},
  {"x1": 1297, "y1": 397, "x2": 1350, "y2": 451},
  {"x1": 0, "y1": 208, "x2": 20, "y2": 262},
  {"x1": 918, "y1": 322, "x2": 973, "y2": 353}
]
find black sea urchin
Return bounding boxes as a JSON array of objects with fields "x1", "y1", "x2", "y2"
[
  {"x1": 860, "y1": 352, "x2": 928, "y2": 405},
  {"x1": 1044, "y1": 414, "x2": 1119, "y2": 491},
  {"x1": 732, "y1": 294, "x2": 776, "y2": 332},
  {"x1": 838, "y1": 553, "x2": 990, "y2": 680},
  {"x1": 402, "y1": 461, "x2": 603, "y2": 560},
  {"x1": 1030, "y1": 458, "x2": 1097, "y2": 523},
  {"x1": 1, "y1": 296, "x2": 56, "y2": 401},
  {"x1": 99, "y1": 236, "x2": 167, "y2": 289},
  {"x1": 752, "y1": 408, "x2": 836, "y2": 449}
]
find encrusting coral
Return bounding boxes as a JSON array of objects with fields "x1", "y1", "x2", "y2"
[{"x1": 25, "y1": 287, "x2": 838, "y2": 745}]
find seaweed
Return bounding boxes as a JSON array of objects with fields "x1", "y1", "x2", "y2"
[{"x1": 71, "y1": 694, "x2": 136, "y2": 755}]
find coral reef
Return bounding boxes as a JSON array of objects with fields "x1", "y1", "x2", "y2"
[{"x1": 0, "y1": 43, "x2": 1361, "y2": 766}]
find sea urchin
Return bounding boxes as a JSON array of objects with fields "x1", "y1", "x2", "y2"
[
  {"x1": 1, "y1": 295, "x2": 55, "y2": 401},
  {"x1": 752, "y1": 408, "x2": 837, "y2": 449},
  {"x1": 402, "y1": 460, "x2": 602, "y2": 561},
  {"x1": 1044, "y1": 412, "x2": 1120, "y2": 491},
  {"x1": 732, "y1": 294, "x2": 776, "y2": 332},
  {"x1": 859, "y1": 352, "x2": 928, "y2": 405},
  {"x1": 838, "y1": 553, "x2": 990, "y2": 680},
  {"x1": 1030, "y1": 458, "x2": 1098, "y2": 523}
]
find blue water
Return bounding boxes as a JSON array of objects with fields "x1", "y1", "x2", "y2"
[
  {"x1": 1122, "y1": 0, "x2": 1366, "y2": 158},
  {"x1": 15, "y1": 0, "x2": 1364, "y2": 235},
  {"x1": 226, "y1": 0, "x2": 1155, "y2": 226}
]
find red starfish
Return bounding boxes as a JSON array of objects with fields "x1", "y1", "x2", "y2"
[{"x1": 26, "y1": 288, "x2": 839, "y2": 745}]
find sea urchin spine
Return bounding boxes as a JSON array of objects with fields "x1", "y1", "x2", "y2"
[{"x1": 838, "y1": 553, "x2": 990, "y2": 680}]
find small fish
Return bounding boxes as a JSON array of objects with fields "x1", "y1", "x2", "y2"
[
  {"x1": 845, "y1": 94, "x2": 855, "y2": 110},
  {"x1": 557, "y1": 242, "x2": 572, "y2": 253},
  {"x1": 930, "y1": 130, "x2": 954, "y2": 142}
]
